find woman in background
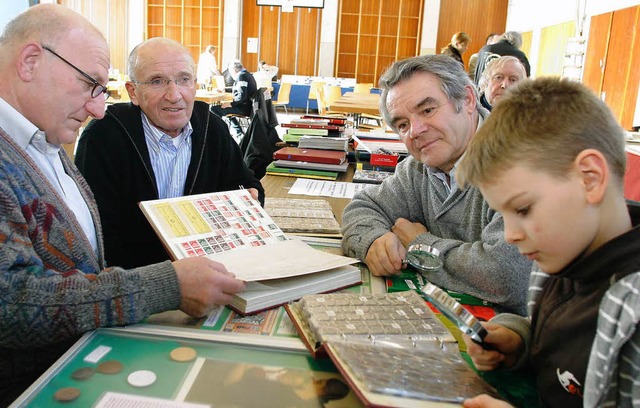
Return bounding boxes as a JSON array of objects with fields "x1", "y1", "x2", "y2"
[{"x1": 441, "y1": 32, "x2": 471, "y2": 67}]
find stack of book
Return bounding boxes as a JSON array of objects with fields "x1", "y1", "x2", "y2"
[
  {"x1": 281, "y1": 115, "x2": 347, "y2": 144},
  {"x1": 267, "y1": 146, "x2": 349, "y2": 180},
  {"x1": 297, "y1": 136, "x2": 349, "y2": 151}
]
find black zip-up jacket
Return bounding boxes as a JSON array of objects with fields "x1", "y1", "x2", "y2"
[{"x1": 75, "y1": 101, "x2": 264, "y2": 268}]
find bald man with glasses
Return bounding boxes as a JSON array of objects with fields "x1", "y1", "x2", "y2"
[
  {"x1": 75, "y1": 37, "x2": 264, "y2": 269},
  {"x1": 0, "y1": 6, "x2": 247, "y2": 404}
]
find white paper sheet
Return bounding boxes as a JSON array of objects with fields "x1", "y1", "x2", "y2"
[{"x1": 288, "y1": 178, "x2": 370, "y2": 199}]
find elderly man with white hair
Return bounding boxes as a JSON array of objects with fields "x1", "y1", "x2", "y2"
[{"x1": 478, "y1": 56, "x2": 527, "y2": 111}]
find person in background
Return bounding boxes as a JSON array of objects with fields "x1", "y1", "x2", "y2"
[
  {"x1": 341, "y1": 55, "x2": 532, "y2": 315},
  {"x1": 258, "y1": 60, "x2": 279, "y2": 81},
  {"x1": 196, "y1": 44, "x2": 220, "y2": 88},
  {"x1": 0, "y1": 5, "x2": 246, "y2": 405},
  {"x1": 477, "y1": 56, "x2": 527, "y2": 111},
  {"x1": 468, "y1": 33, "x2": 500, "y2": 82},
  {"x1": 210, "y1": 60, "x2": 258, "y2": 136},
  {"x1": 474, "y1": 31, "x2": 531, "y2": 85},
  {"x1": 440, "y1": 32, "x2": 471, "y2": 67},
  {"x1": 75, "y1": 37, "x2": 263, "y2": 269},
  {"x1": 456, "y1": 77, "x2": 640, "y2": 408}
]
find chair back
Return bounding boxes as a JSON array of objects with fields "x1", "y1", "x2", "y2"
[
  {"x1": 324, "y1": 85, "x2": 342, "y2": 107},
  {"x1": 353, "y1": 83, "x2": 373, "y2": 94},
  {"x1": 315, "y1": 86, "x2": 328, "y2": 115},
  {"x1": 273, "y1": 82, "x2": 291, "y2": 105},
  {"x1": 307, "y1": 81, "x2": 325, "y2": 101}
]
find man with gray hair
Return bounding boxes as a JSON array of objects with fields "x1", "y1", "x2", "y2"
[
  {"x1": 473, "y1": 31, "x2": 531, "y2": 85},
  {"x1": 341, "y1": 54, "x2": 531, "y2": 316}
]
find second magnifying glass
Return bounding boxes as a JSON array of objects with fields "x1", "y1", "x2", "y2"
[{"x1": 402, "y1": 244, "x2": 443, "y2": 273}]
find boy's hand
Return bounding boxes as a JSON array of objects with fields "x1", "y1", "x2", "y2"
[
  {"x1": 365, "y1": 232, "x2": 406, "y2": 276},
  {"x1": 463, "y1": 322, "x2": 524, "y2": 371},
  {"x1": 463, "y1": 394, "x2": 514, "y2": 408}
]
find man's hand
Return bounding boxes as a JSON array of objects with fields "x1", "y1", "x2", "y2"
[
  {"x1": 173, "y1": 257, "x2": 246, "y2": 317},
  {"x1": 463, "y1": 322, "x2": 524, "y2": 371},
  {"x1": 247, "y1": 188, "x2": 259, "y2": 201},
  {"x1": 463, "y1": 394, "x2": 514, "y2": 408},
  {"x1": 391, "y1": 218, "x2": 428, "y2": 246},
  {"x1": 364, "y1": 232, "x2": 406, "y2": 276}
]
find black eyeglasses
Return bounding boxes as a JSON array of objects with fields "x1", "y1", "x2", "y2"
[{"x1": 42, "y1": 45, "x2": 108, "y2": 99}]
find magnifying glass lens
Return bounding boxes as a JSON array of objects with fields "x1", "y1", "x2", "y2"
[
  {"x1": 407, "y1": 252, "x2": 441, "y2": 270},
  {"x1": 404, "y1": 245, "x2": 443, "y2": 273}
]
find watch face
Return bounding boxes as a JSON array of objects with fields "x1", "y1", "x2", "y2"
[{"x1": 420, "y1": 282, "x2": 487, "y2": 345}]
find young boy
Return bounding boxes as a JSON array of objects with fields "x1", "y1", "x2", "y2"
[{"x1": 455, "y1": 77, "x2": 640, "y2": 408}]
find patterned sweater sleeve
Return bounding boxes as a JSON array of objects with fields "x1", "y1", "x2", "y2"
[{"x1": 0, "y1": 137, "x2": 182, "y2": 349}]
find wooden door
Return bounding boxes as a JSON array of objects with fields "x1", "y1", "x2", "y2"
[
  {"x1": 436, "y1": 0, "x2": 508, "y2": 70},
  {"x1": 583, "y1": 5, "x2": 640, "y2": 130},
  {"x1": 242, "y1": 0, "x2": 322, "y2": 77}
]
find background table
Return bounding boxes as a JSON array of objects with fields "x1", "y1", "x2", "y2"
[
  {"x1": 329, "y1": 92, "x2": 381, "y2": 116},
  {"x1": 195, "y1": 90, "x2": 232, "y2": 104}
]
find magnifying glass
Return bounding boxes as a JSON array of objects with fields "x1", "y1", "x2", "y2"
[
  {"x1": 420, "y1": 282, "x2": 489, "y2": 347},
  {"x1": 402, "y1": 244, "x2": 443, "y2": 273}
]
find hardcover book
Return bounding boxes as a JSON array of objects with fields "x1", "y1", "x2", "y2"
[
  {"x1": 272, "y1": 159, "x2": 349, "y2": 173},
  {"x1": 273, "y1": 147, "x2": 347, "y2": 165},
  {"x1": 265, "y1": 162, "x2": 339, "y2": 180},
  {"x1": 300, "y1": 114, "x2": 348, "y2": 125},
  {"x1": 285, "y1": 127, "x2": 329, "y2": 136},
  {"x1": 281, "y1": 122, "x2": 344, "y2": 132},
  {"x1": 139, "y1": 189, "x2": 360, "y2": 314},
  {"x1": 285, "y1": 290, "x2": 500, "y2": 407}
]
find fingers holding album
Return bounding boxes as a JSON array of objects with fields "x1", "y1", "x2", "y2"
[
  {"x1": 463, "y1": 394, "x2": 514, "y2": 408},
  {"x1": 173, "y1": 257, "x2": 247, "y2": 317}
]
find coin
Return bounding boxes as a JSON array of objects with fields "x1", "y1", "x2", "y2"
[
  {"x1": 169, "y1": 346, "x2": 197, "y2": 362},
  {"x1": 71, "y1": 366, "x2": 95, "y2": 380},
  {"x1": 53, "y1": 387, "x2": 80, "y2": 402},
  {"x1": 127, "y1": 370, "x2": 157, "y2": 387},
  {"x1": 97, "y1": 360, "x2": 124, "y2": 374}
]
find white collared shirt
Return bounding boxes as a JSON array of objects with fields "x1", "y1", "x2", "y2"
[
  {"x1": 0, "y1": 97, "x2": 98, "y2": 253},
  {"x1": 141, "y1": 113, "x2": 193, "y2": 199}
]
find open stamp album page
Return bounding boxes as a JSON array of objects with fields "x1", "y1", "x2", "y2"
[{"x1": 139, "y1": 189, "x2": 357, "y2": 282}]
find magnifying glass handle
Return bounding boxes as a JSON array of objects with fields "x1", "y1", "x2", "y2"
[{"x1": 472, "y1": 338, "x2": 495, "y2": 351}]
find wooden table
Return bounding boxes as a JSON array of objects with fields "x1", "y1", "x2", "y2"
[
  {"x1": 261, "y1": 165, "x2": 355, "y2": 225},
  {"x1": 195, "y1": 90, "x2": 233, "y2": 104},
  {"x1": 329, "y1": 92, "x2": 381, "y2": 116}
]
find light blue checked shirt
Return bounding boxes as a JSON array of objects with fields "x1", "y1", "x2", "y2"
[{"x1": 141, "y1": 113, "x2": 193, "y2": 199}]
